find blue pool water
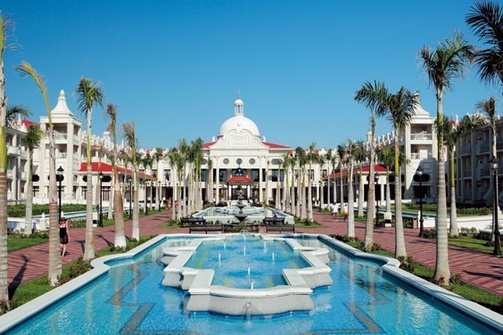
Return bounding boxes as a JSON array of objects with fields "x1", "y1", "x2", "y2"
[
  {"x1": 184, "y1": 235, "x2": 309, "y2": 288},
  {"x1": 4, "y1": 235, "x2": 501, "y2": 335}
]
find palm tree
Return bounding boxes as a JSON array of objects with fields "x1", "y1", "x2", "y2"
[
  {"x1": 16, "y1": 62, "x2": 60, "y2": 285},
  {"x1": 142, "y1": 152, "x2": 154, "y2": 214},
  {"x1": 325, "y1": 149, "x2": 334, "y2": 207},
  {"x1": 24, "y1": 124, "x2": 43, "y2": 236},
  {"x1": 123, "y1": 121, "x2": 139, "y2": 240},
  {"x1": 0, "y1": 16, "x2": 9, "y2": 306},
  {"x1": 420, "y1": 31, "x2": 475, "y2": 285},
  {"x1": 178, "y1": 139, "x2": 190, "y2": 217},
  {"x1": 376, "y1": 146, "x2": 395, "y2": 213},
  {"x1": 6, "y1": 106, "x2": 30, "y2": 127},
  {"x1": 191, "y1": 138, "x2": 204, "y2": 211},
  {"x1": 317, "y1": 153, "x2": 326, "y2": 212},
  {"x1": 306, "y1": 142, "x2": 317, "y2": 221},
  {"x1": 75, "y1": 77, "x2": 104, "y2": 260},
  {"x1": 345, "y1": 140, "x2": 356, "y2": 238},
  {"x1": 104, "y1": 104, "x2": 126, "y2": 248},
  {"x1": 355, "y1": 82, "x2": 379, "y2": 250},
  {"x1": 153, "y1": 147, "x2": 164, "y2": 212},
  {"x1": 336, "y1": 143, "x2": 347, "y2": 216},
  {"x1": 295, "y1": 147, "x2": 307, "y2": 219},
  {"x1": 466, "y1": 1, "x2": 503, "y2": 92},
  {"x1": 281, "y1": 153, "x2": 292, "y2": 213},
  {"x1": 356, "y1": 80, "x2": 419, "y2": 258},
  {"x1": 167, "y1": 147, "x2": 182, "y2": 219},
  {"x1": 475, "y1": 97, "x2": 499, "y2": 240}
]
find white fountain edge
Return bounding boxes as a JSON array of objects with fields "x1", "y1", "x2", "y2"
[{"x1": 161, "y1": 233, "x2": 333, "y2": 315}]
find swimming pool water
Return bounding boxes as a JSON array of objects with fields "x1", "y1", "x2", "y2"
[
  {"x1": 183, "y1": 235, "x2": 309, "y2": 288},
  {"x1": 5, "y1": 236, "x2": 500, "y2": 335}
]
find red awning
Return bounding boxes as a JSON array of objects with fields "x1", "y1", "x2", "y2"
[{"x1": 226, "y1": 175, "x2": 253, "y2": 185}]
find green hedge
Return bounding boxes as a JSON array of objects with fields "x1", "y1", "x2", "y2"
[{"x1": 8, "y1": 204, "x2": 86, "y2": 217}]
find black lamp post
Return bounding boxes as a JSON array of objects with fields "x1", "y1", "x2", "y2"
[
  {"x1": 416, "y1": 166, "x2": 425, "y2": 237},
  {"x1": 99, "y1": 172, "x2": 104, "y2": 227},
  {"x1": 375, "y1": 172, "x2": 379, "y2": 224},
  {"x1": 490, "y1": 157, "x2": 501, "y2": 256},
  {"x1": 158, "y1": 181, "x2": 161, "y2": 212},
  {"x1": 128, "y1": 177, "x2": 132, "y2": 219},
  {"x1": 145, "y1": 180, "x2": 149, "y2": 215},
  {"x1": 57, "y1": 166, "x2": 64, "y2": 221}
]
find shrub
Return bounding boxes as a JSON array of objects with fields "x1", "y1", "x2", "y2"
[{"x1": 398, "y1": 256, "x2": 415, "y2": 273}]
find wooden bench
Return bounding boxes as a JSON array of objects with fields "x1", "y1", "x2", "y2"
[
  {"x1": 180, "y1": 217, "x2": 223, "y2": 234},
  {"x1": 263, "y1": 216, "x2": 295, "y2": 234}
]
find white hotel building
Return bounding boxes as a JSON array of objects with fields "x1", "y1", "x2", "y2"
[{"x1": 5, "y1": 91, "x2": 499, "y2": 210}]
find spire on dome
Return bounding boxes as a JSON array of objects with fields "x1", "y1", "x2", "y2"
[{"x1": 234, "y1": 91, "x2": 244, "y2": 115}]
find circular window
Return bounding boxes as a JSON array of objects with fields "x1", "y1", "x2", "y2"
[
  {"x1": 202, "y1": 159, "x2": 208, "y2": 165},
  {"x1": 223, "y1": 158, "x2": 229, "y2": 165},
  {"x1": 236, "y1": 158, "x2": 242, "y2": 165},
  {"x1": 271, "y1": 159, "x2": 280, "y2": 165},
  {"x1": 249, "y1": 158, "x2": 256, "y2": 165}
]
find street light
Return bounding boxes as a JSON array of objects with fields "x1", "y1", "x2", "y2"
[
  {"x1": 57, "y1": 166, "x2": 64, "y2": 221},
  {"x1": 99, "y1": 172, "x2": 104, "y2": 227},
  {"x1": 490, "y1": 157, "x2": 501, "y2": 256},
  {"x1": 416, "y1": 166, "x2": 425, "y2": 237},
  {"x1": 158, "y1": 180, "x2": 161, "y2": 212},
  {"x1": 128, "y1": 177, "x2": 132, "y2": 219},
  {"x1": 145, "y1": 180, "x2": 149, "y2": 215},
  {"x1": 375, "y1": 172, "x2": 379, "y2": 224}
]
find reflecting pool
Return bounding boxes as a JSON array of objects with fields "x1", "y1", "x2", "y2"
[{"x1": 1, "y1": 234, "x2": 502, "y2": 335}]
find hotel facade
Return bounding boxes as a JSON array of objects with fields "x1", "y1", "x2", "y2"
[{"x1": 5, "y1": 92, "x2": 499, "y2": 211}]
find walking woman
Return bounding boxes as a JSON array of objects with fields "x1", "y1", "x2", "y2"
[{"x1": 59, "y1": 217, "x2": 71, "y2": 257}]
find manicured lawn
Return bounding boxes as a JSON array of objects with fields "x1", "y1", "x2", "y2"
[{"x1": 7, "y1": 233, "x2": 48, "y2": 252}]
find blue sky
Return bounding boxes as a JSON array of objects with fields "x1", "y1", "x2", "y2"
[{"x1": 2, "y1": 0, "x2": 501, "y2": 150}]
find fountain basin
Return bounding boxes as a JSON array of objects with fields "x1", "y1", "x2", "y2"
[{"x1": 161, "y1": 234, "x2": 332, "y2": 315}]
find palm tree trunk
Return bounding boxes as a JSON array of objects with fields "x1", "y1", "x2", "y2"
[
  {"x1": 394, "y1": 176, "x2": 407, "y2": 258},
  {"x1": 132, "y1": 172, "x2": 139, "y2": 241},
  {"x1": 434, "y1": 97, "x2": 451, "y2": 286},
  {"x1": 24, "y1": 154, "x2": 34, "y2": 236},
  {"x1": 449, "y1": 150, "x2": 459, "y2": 237},
  {"x1": 84, "y1": 118, "x2": 94, "y2": 260},
  {"x1": 357, "y1": 169, "x2": 364, "y2": 217},
  {"x1": 113, "y1": 166, "x2": 125, "y2": 248},
  {"x1": 347, "y1": 164, "x2": 355, "y2": 237}
]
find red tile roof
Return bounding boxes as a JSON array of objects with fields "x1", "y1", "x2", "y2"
[{"x1": 226, "y1": 175, "x2": 253, "y2": 184}]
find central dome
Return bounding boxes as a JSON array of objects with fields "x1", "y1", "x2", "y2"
[{"x1": 218, "y1": 98, "x2": 260, "y2": 138}]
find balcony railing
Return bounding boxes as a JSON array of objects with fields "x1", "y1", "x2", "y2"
[{"x1": 410, "y1": 132, "x2": 432, "y2": 141}]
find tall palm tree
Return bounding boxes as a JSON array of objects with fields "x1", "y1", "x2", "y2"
[
  {"x1": 0, "y1": 16, "x2": 9, "y2": 306},
  {"x1": 466, "y1": 1, "x2": 503, "y2": 92},
  {"x1": 123, "y1": 121, "x2": 139, "y2": 240},
  {"x1": 153, "y1": 147, "x2": 164, "y2": 212},
  {"x1": 16, "y1": 62, "x2": 60, "y2": 285},
  {"x1": 295, "y1": 147, "x2": 307, "y2": 219},
  {"x1": 345, "y1": 140, "x2": 356, "y2": 238},
  {"x1": 337, "y1": 143, "x2": 347, "y2": 216},
  {"x1": 420, "y1": 31, "x2": 474, "y2": 285},
  {"x1": 167, "y1": 147, "x2": 182, "y2": 219},
  {"x1": 191, "y1": 138, "x2": 204, "y2": 211},
  {"x1": 306, "y1": 142, "x2": 317, "y2": 221},
  {"x1": 281, "y1": 153, "x2": 292, "y2": 213},
  {"x1": 476, "y1": 97, "x2": 498, "y2": 201},
  {"x1": 356, "y1": 80, "x2": 419, "y2": 258},
  {"x1": 207, "y1": 157, "x2": 213, "y2": 204},
  {"x1": 355, "y1": 82, "x2": 379, "y2": 250},
  {"x1": 475, "y1": 97, "x2": 499, "y2": 240},
  {"x1": 105, "y1": 104, "x2": 126, "y2": 248},
  {"x1": 24, "y1": 124, "x2": 43, "y2": 236},
  {"x1": 142, "y1": 152, "x2": 154, "y2": 214},
  {"x1": 325, "y1": 149, "x2": 334, "y2": 206},
  {"x1": 75, "y1": 77, "x2": 104, "y2": 260},
  {"x1": 178, "y1": 139, "x2": 190, "y2": 217},
  {"x1": 376, "y1": 146, "x2": 394, "y2": 213},
  {"x1": 317, "y1": 153, "x2": 326, "y2": 212}
]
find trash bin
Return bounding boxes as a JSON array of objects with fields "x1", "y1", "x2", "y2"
[{"x1": 412, "y1": 218, "x2": 418, "y2": 229}]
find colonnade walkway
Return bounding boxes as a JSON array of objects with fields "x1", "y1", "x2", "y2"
[{"x1": 7, "y1": 209, "x2": 503, "y2": 298}]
